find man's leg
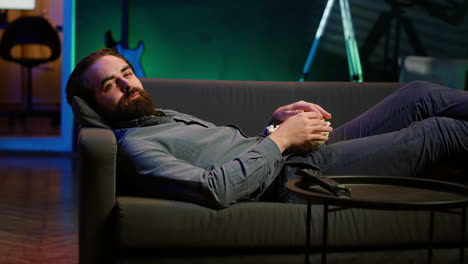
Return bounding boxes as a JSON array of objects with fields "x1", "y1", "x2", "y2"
[
  {"x1": 301, "y1": 117, "x2": 468, "y2": 176},
  {"x1": 278, "y1": 116, "x2": 468, "y2": 203},
  {"x1": 329, "y1": 81, "x2": 468, "y2": 143},
  {"x1": 279, "y1": 116, "x2": 468, "y2": 202},
  {"x1": 277, "y1": 81, "x2": 468, "y2": 202}
]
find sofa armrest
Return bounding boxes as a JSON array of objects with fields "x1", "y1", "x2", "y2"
[{"x1": 78, "y1": 127, "x2": 117, "y2": 264}]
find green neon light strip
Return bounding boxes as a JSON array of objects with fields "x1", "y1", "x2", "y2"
[{"x1": 339, "y1": 0, "x2": 363, "y2": 82}]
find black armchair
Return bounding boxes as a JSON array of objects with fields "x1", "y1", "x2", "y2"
[{"x1": 0, "y1": 15, "x2": 61, "y2": 117}]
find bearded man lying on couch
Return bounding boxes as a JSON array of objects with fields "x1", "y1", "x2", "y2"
[{"x1": 66, "y1": 48, "x2": 468, "y2": 209}]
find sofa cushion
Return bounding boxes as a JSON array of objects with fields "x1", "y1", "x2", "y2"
[
  {"x1": 72, "y1": 96, "x2": 111, "y2": 129},
  {"x1": 115, "y1": 197, "x2": 466, "y2": 250},
  {"x1": 116, "y1": 197, "x2": 306, "y2": 249}
]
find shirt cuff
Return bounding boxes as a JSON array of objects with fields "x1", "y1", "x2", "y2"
[{"x1": 255, "y1": 136, "x2": 284, "y2": 172}]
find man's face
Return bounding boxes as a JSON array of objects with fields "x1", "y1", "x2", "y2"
[{"x1": 84, "y1": 55, "x2": 155, "y2": 121}]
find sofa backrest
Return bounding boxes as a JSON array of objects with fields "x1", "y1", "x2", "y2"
[{"x1": 141, "y1": 78, "x2": 402, "y2": 136}]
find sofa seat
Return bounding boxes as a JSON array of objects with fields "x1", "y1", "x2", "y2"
[{"x1": 116, "y1": 197, "x2": 466, "y2": 250}]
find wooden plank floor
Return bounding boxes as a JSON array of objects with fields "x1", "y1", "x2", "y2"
[
  {"x1": 0, "y1": 153, "x2": 78, "y2": 264},
  {"x1": 0, "y1": 116, "x2": 60, "y2": 137}
]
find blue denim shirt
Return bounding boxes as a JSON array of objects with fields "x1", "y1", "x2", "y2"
[{"x1": 114, "y1": 110, "x2": 284, "y2": 208}]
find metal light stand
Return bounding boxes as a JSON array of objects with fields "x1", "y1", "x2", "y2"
[{"x1": 300, "y1": 0, "x2": 363, "y2": 82}]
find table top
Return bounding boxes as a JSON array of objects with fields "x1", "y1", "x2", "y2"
[{"x1": 285, "y1": 176, "x2": 468, "y2": 210}]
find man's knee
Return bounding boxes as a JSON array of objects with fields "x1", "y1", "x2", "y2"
[
  {"x1": 400, "y1": 80, "x2": 443, "y2": 96},
  {"x1": 411, "y1": 117, "x2": 468, "y2": 151},
  {"x1": 413, "y1": 116, "x2": 466, "y2": 131}
]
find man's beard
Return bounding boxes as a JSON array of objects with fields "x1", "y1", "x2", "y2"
[{"x1": 113, "y1": 89, "x2": 157, "y2": 121}]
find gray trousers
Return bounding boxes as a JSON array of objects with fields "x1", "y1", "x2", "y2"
[{"x1": 275, "y1": 81, "x2": 468, "y2": 202}]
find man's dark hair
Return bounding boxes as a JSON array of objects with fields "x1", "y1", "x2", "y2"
[{"x1": 65, "y1": 48, "x2": 135, "y2": 108}]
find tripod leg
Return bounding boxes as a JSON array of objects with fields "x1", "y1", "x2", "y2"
[
  {"x1": 400, "y1": 15, "x2": 428, "y2": 56},
  {"x1": 385, "y1": 12, "x2": 402, "y2": 81},
  {"x1": 360, "y1": 12, "x2": 393, "y2": 59},
  {"x1": 300, "y1": 0, "x2": 336, "y2": 81},
  {"x1": 339, "y1": 0, "x2": 363, "y2": 81}
]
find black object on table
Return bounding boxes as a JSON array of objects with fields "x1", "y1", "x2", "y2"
[{"x1": 285, "y1": 175, "x2": 468, "y2": 264}]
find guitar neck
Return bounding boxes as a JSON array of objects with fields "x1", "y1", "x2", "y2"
[{"x1": 121, "y1": 0, "x2": 129, "y2": 48}]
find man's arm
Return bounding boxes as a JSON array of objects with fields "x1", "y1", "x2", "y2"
[
  {"x1": 120, "y1": 136, "x2": 283, "y2": 209},
  {"x1": 270, "y1": 100, "x2": 332, "y2": 124},
  {"x1": 268, "y1": 112, "x2": 332, "y2": 152},
  {"x1": 267, "y1": 101, "x2": 333, "y2": 152}
]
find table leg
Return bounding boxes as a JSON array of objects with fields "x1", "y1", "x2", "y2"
[
  {"x1": 461, "y1": 207, "x2": 466, "y2": 264},
  {"x1": 306, "y1": 201, "x2": 311, "y2": 264},
  {"x1": 428, "y1": 210, "x2": 434, "y2": 264},
  {"x1": 322, "y1": 202, "x2": 329, "y2": 264}
]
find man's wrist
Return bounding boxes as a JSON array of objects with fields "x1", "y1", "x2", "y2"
[{"x1": 267, "y1": 133, "x2": 289, "y2": 153}]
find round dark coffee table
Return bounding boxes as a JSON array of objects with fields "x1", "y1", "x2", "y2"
[{"x1": 285, "y1": 176, "x2": 468, "y2": 264}]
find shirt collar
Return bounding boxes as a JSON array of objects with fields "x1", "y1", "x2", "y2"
[{"x1": 110, "y1": 110, "x2": 174, "y2": 129}]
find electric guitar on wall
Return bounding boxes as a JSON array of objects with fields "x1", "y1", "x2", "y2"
[{"x1": 105, "y1": 0, "x2": 146, "y2": 77}]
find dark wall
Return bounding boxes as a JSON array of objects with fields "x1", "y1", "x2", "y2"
[
  {"x1": 75, "y1": 0, "x2": 468, "y2": 82},
  {"x1": 76, "y1": 0, "x2": 350, "y2": 81}
]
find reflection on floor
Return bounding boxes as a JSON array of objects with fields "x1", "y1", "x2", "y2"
[
  {"x1": 0, "y1": 152, "x2": 78, "y2": 264},
  {"x1": 0, "y1": 115, "x2": 60, "y2": 137}
]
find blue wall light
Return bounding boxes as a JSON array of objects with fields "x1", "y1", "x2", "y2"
[{"x1": 0, "y1": 0, "x2": 75, "y2": 152}]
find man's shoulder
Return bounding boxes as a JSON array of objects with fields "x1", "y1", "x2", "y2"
[
  {"x1": 162, "y1": 109, "x2": 197, "y2": 120},
  {"x1": 162, "y1": 109, "x2": 216, "y2": 128}
]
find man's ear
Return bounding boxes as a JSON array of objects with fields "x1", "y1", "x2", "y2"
[{"x1": 71, "y1": 96, "x2": 111, "y2": 129}]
